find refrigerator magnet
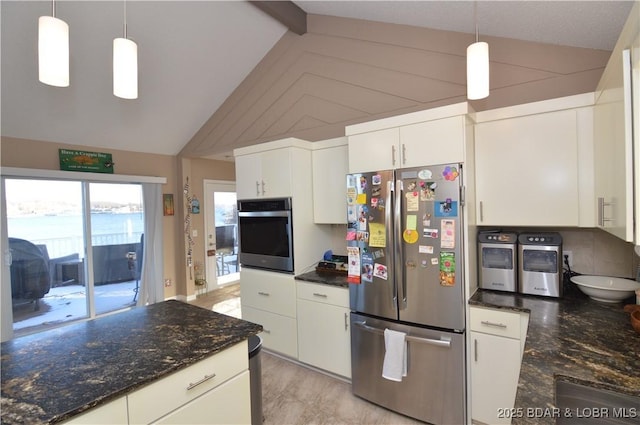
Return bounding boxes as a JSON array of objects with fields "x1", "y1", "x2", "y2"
[
  {"x1": 372, "y1": 174, "x2": 382, "y2": 185},
  {"x1": 406, "y1": 191, "x2": 419, "y2": 211},
  {"x1": 359, "y1": 176, "x2": 368, "y2": 191},
  {"x1": 347, "y1": 246, "x2": 361, "y2": 284},
  {"x1": 442, "y1": 166, "x2": 460, "y2": 181},
  {"x1": 419, "y1": 245, "x2": 434, "y2": 254},
  {"x1": 418, "y1": 169, "x2": 433, "y2": 180},
  {"x1": 441, "y1": 219, "x2": 455, "y2": 249},
  {"x1": 439, "y1": 252, "x2": 456, "y2": 286},
  {"x1": 361, "y1": 252, "x2": 374, "y2": 283},
  {"x1": 420, "y1": 181, "x2": 436, "y2": 201},
  {"x1": 435, "y1": 199, "x2": 458, "y2": 217},
  {"x1": 403, "y1": 229, "x2": 418, "y2": 244},
  {"x1": 368, "y1": 223, "x2": 386, "y2": 247},
  {"x1": 347, "y1": 187, "x2": 357, "y2": 205},
  {"x1": 423, "y1": 228, "x2": 439, "y2": 239},
  {"x1": 373, "y1": 263, "x2": 388, "y2": 280}
]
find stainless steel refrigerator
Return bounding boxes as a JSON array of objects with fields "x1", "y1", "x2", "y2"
[{"x1": 347, "y1": 163, "x2": 466, "y2": 425}]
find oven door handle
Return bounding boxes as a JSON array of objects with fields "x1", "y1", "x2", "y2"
[
  {"x1": 238, "y1": 210, "x2": 290, "y2": 218},
  {"x1": 353, "y1": 321, "x2": 451, "y2": 348}
]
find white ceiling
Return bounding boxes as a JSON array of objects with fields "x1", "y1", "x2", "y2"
[{"x1": 1, "y1": 1, "x2": 635, "y2": 158}]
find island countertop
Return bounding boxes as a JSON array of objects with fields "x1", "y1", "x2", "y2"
[
  {"x1": 469, "y1": 286, "x2": 640, "y2": 425},
  {"x1": 1, "y1": 300, "x2": 262, "y2": 425}
]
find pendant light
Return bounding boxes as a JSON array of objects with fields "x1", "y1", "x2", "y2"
[
  {"x1": 113, "y1": 0, "x2": 138, "y2": 99},
  {"x1": 38, "y1": 0, "x2": 69, "y2": 87},
  {"x1": 466, "y1": 2, "x2": 489, "y2": 100}
]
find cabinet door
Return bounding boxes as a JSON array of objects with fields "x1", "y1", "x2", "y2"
[
  {"x1": 348, "y1": 128, "x2": 399, "y2": 172},
  {"x1": 260, "y1": 149, "x2": 292, "y2": 198},
  {"x1": 154, "y1": 372, "x2": 251, "y2": 425},
  {"x1": 471, "y1": 331, "x2": 521, "y2": 425},
  {"x1": 475, "y1": 110, "x2": 579, "y2": 226},
  {"x1": 242, "y1": 305, "x2": 298, "y2": 358},
  {"x1": 595, "y1": 48, "x2": 634, "y2": 242},
  {"x1": 399, "y1": 116, "x2": 465, "y2": 167},
  {"x1": 235, "y1": 153, "x2": 262, "y2": 199},
  {"x1": 297, "y1": 299, "x2": 351, "y2": 378},
  {"x1": 313, "y1": 144, "x2": 348, "y2": 224}
]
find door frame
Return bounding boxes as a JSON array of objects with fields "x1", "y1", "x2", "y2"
[{"x1": 203, "y1": 179, "x2": 237, "y2": 292}]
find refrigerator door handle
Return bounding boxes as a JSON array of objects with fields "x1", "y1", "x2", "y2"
[
  {"x1": 353, "y1": 321, "x2": 452, "y2": 348},
  {"x1": 394, "y1": 179, "x2": 407, "y2": 308},
  {"x1": 386, "y1": 179, "x2": 397, "y2": 306}
]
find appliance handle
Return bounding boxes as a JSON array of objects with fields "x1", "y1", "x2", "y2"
[
  {"x1": 238, "y1": 210, "x2": 290, "y2": 218},
  {"x1": 394, "y1": 179, "x2": 407, "y2": 307},
  {"x1": 386, "y1": 179, "x2": 397, "y2": 306},
  {"x1": 353, "y1": 321, "x2": 451, "y2": 348}
]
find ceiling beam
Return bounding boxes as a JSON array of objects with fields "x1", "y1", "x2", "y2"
[{"x1": 250, "y1": 1, "x2": 307, "y2": 35}]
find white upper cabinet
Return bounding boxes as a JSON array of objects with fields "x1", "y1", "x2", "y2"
[
  {"x1": 346, "y1": 103, "x2": 471, "y2": 173},
  {"x1": 474, "y1": 95, "x2": 594, "y2": 227},
  {"x1": 312, "y1": 137, "x2": 348, "y2": 224},
  {"x1": 594, "y1": 3, "x2": 639, "y2": 243},
  {"x1": 235, "y1": 148, "x2": 293, "y2": 199},
  {"x1": 234, "y1": 138, "x2": 311, "y2": 200},
  {"x1": 347, "y1": 127, "x2": 399, "y2": 172}
]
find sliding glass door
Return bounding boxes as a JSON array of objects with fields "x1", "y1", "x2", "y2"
[{"x1": 4, "y1": 178, "x2": 144, "y2": 336}]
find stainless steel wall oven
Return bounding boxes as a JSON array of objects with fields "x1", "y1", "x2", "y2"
[{"x1": 237, "y1": 198, "x2": 293, "y2": 273}]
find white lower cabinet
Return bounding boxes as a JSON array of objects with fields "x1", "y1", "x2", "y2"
[
  {"x1": 128, "y1": 341, "x2": 249, "y2": 425},
  {"x1": 470, "y1": 307, "x2": 529, "y2": 425},
  {"x1": 242, "y1": 305, "x2": 298, "y2": 358},
  {"x1": 154, "y1": 372, "x2": 251, "y2": 425},
  {"x1": 296, "y1": 282, "x2": 351, "y2": 378},
  {"x1": 240, "y1": 268, "x2": 298, "y2": 358},
  {"x1": 62, "y1": 341, "x2": 250, "y2": 425},
  {"x1": 62, "y1": 396, "x2": 128, "y2": 424}
]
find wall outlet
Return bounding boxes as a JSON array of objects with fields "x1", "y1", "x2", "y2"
[
  {"x1": 164, "y1": 278, "x2": 172, "y2": 287},
  {"x1": 563, "y1": 251, "x2": 573, "y2": 268}
]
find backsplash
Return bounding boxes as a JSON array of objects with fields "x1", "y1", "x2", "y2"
[{"x1": 324, "y1": 224, "x2": 637, "y2": 280}]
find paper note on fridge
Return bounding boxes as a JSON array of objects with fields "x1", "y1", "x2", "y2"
[{"x1": 369, "y1": 222, "x2": 386, "y2": 247}]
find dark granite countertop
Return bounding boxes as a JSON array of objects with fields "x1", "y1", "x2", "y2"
[
  {"x1": 469, "y1": 285, "x2": 640, "y2": 425},
  {"x1": 1, "y1": 300, "x2": 262, "y2": 425},
  {"x1": 295, "y1": 270, "x2": 349, "y2": 288}
]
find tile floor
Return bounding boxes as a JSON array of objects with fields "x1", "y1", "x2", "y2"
[{"x1": 190, "y1": 284, "x2": 424, "y2": 425}]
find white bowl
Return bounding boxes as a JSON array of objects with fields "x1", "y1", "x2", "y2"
[{"x1": 570, "y1": 275, "x2": 640, "y2": 303}]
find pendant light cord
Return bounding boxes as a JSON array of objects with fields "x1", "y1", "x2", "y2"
[
  {"x1": 51, "y1": 0, "x2": 56, "y2": 18},
  {"x1": 123, "y1": 0, "x2": 128, "y2": 39},
  {"x1": 474, "y1": 1, "x2": 479, "y2": 43}
]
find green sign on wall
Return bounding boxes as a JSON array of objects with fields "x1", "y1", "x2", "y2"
[{"x1": 59, "y1": 149, "x2": 114, "y2": 173}]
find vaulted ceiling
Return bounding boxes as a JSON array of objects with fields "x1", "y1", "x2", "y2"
[{"x1": 1, "y1": 1, "x2": 635, "y2": 160}]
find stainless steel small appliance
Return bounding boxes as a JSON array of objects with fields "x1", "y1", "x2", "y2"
[
  {"x1": 478, "y1": 231, "x2": 518, "y2": 292},
  {"x1": 518, "y1": 232, "x2": 562, "y2": 298}
]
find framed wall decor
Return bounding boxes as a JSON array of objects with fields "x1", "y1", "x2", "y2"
[{"x1": 163, "y1": 194, "x2": 175, "y2": 216}]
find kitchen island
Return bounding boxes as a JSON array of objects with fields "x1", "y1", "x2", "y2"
[
  {"x1": 470, "y1": 285, "x2": 640, "y2": 425},
  {"x1": 1, "y1": 300, "x2": 262, "y2": 424}
]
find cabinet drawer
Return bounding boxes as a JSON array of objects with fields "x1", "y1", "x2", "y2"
[
  {"x1": 128, "y1": 341, "x2": 248, "y2": 425},
  {"x1": 296, "y1": 281, "x2": 349, "y2": 307},
  {"x1": 154, "y1": 372, "x2": 251, "y2": 425},
  {"x1": 240, "y1": 269, "x2": 296, "y2": 317},
  {"x1": 242, "y1": 305, "x2": 298, "y2": 358},
  {"x1": 470, "y1": 307, "x2": 521, "y2": 339}
]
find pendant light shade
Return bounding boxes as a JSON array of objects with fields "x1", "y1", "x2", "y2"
[
  {"x1": 113, "y1": 37, "x2": 138, "y2": 99},
  {"x1": 38, "y1": 15, "x2": 69, "y2": 87},
  {"x1": 466, "y1": 41, "x2": 489, "y2": 100}
]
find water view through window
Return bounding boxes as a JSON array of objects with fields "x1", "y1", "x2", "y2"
[{"x1": 5, "y1": 179, "x2": 144, "y2": 335}]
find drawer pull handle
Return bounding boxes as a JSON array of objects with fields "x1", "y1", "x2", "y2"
[
  {"x1": 313, "y1": 293, "x2": 328, "y2": 298},
  {"x1": 187, "y1": 373, "x2": 216, "y2": 391},
  {"x1": 258, "y1": 291, "x2": 270, "y2": 296},
  {"x1": 481, "y1": 320, "x2": 507, "y2": 328}
]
